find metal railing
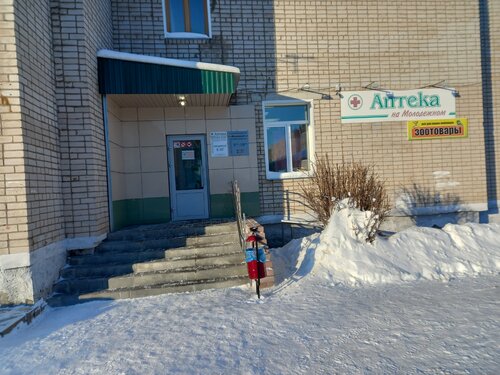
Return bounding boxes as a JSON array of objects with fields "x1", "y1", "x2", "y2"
[{"x1": 232, "y1": 180, "x2": 246, "y2": 251}]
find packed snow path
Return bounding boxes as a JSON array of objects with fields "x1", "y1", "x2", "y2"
[{"x1": 1, "y1": 275, "x2": 498, "y2": 374}]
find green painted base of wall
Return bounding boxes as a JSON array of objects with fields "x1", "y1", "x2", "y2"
[
  {"x1": 113, "y1": 197, "x2": 170, "y2": 231},
  {"x1": 210, "y1": 192, "x2": 260, "y2": 218},
  {"x1": 112, "y1": 192, "x2": 260, "y2": 231}
]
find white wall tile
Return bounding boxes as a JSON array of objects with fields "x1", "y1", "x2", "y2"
[
  {"x1": 124, "y1": 173, "x2": 142, "y2": 199},
  {"x1": 140, "y1": 146, "x2": 168, "y2": 173},
  {"x1": 230, "y1": 105, "x2": 255, "y2": 119},
  {"x1": 139, "y1": 121, "x2": 166, "y2": 147},
  {"x1": 122, "y1": 122, "x2": 140, "y2": 147},
  {"x1": 138, "y1": 107, "x2": 164, "y2": 121},
  {"x1": 205, "y1": 107, "x2": 230, "y2": 119},
  {"x1": 209, "y1": 169, "x2": 234, "y2": 194},
  {"x1": 165, "y1": 120, "x2": 186, "y2": 135},
  {"x1": 142, "y1": 172, "x2": 169, "y2": 198},
  {"x1": 123, "y1": 148, "x2": 141, "y2": 173},
  {"x1": 165, "y1": 107, "x2": 185, "y2": 120},
  {"x1": 120, "y1": 107, "x2": 138, "y2": 121},
  {"x1": 186, "y1": 119, "x2": 206, "y2": 134}
]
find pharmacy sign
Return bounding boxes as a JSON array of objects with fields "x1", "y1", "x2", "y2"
[{"x1": 340, "y1": 88, "x2": 456, "y2": 123}]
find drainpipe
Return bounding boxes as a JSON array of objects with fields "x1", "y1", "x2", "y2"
[{"x1": 102, "y1": 94, "x2": 114, "y2": 231}]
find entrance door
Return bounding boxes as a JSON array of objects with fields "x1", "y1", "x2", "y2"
[{"x1": 167, "y1": 135, "x2": 209, "y2": 221}]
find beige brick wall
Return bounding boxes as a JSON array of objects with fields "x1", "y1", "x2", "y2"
[
  {"x1": 266, "y1": 0, "x2": 487, "y2": 216},
  {"x1": 51, "y1": 0, "x2": 113, "y2": 238},
  {"x1": 13, "y1": 0, "x2": 65, "y2": 252},
  {"x1": 0, "y1": 0, "x2": 28, "y2": 256}
]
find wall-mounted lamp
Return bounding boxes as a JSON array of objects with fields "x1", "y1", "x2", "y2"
[
  {"x1": 335, "y1": 83, "x2": 343, "y2": 98},
  {"x1": 178, "y1": 96, "x2": 187, "y2": 106}
]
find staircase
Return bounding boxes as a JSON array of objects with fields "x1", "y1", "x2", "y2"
[{"x1": 48, "y1": 220, "x2": 249, "y2": 307}]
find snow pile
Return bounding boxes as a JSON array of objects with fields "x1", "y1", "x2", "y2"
[{"x1": 311, "y1": 200, "x2": 500, "y2": 285}]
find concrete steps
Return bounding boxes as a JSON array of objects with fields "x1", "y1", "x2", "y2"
[
  {"x1": 106, "y1": 221, "x2": 238, "y2": 241},
  {"x1": 48, "y1": 276, "x2": 248, "y2": 307},
  {"x1": 48, "y1": 221, "x2": 249, "y2": 307}
]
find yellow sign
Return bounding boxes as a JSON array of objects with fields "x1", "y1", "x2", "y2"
[{"x1": 407, "y1": 118, "x2": 468, "y2": 140}]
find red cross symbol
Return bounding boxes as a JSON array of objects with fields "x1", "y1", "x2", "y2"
[{"x1": 350, "y1": 96, "x2": 361, "y2": 109}]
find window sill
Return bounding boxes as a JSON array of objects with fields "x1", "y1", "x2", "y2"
[
  {"x1": 266, "y1": 171, "x2": 312, "y2": 180},
  {"x1": 165, "y1": 32, "x2": 211, "y2": 40}
]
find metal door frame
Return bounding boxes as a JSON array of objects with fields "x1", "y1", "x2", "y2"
[{"x1": 167, "y1": 134, "x2": 210, "y2": 221}]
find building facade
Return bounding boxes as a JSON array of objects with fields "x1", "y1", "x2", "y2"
[{"x1": 0, "y1": 0, "x2": 498, "y2": 304}]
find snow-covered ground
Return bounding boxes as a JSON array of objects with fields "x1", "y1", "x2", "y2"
[
  {"x1": 0, "y1": 276, "x2": 498, "y2": 374},
  {"x1": 1, "y1": 205, "x2": 499, "y2": 374}
]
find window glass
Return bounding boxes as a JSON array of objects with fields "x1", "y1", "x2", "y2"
[
  {"x1": 189, "y1": 0, "x2": 206, "y2": 34},
  {"x1": 174, "y1": 140, "x2": 203, "y2": 190},
  {"x1": 264, "y1": 105, "x2": 308, "y2": 123},
  {"x1": 264, "y1": 102, "x2": 313, "y2": 179},
  {"x1": 267, "y1": 127, "x2": 288, "y2": 173},
  {"x1": 169, "y1": 0, "x2": 185, "y2": 32},
  {"x1": 291, "y1": 124, "x2": 309, "y2": 171}
]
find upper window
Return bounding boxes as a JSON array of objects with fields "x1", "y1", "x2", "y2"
[
  {"x1": 163, "y1": 0, "x2": 211, "y2": 38},
  {"x1": 263, "y1": 101, "x2": 314, "y2": 180}
]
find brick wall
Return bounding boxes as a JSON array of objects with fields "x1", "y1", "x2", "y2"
[
  {"x1": 51, "y1": 0, "x2": 113, "y2": 239},
  {"x1": 0, "y1": 0, "x2": 28, "y2": 256},
  {"x1": 110, "y1": 0, "x2": 490, "y2": 219},
  {"x1": 13, "y1": 0, "x2": 65, "y2": 252},
  {"x1": 266, "y1": 0, "x2": 487, "y2": 217}
]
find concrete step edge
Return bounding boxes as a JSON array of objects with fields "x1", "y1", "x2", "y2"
[
  {"x1": 133, "y1": 261, "x2": 246, "y2": 275},
  {"x1": 108, "y1": 264, "x2": 248, "y2": 289},
  {"x1": 83, "y1": 276, "x2": 249, "y2": 299},
  {"x1": 133, "y1": 252, "x2": 244, "y2": 272},
  {"x1": 107, "y1": 223, "x2": 238, "y2": 241},
  {"x1": 101, "y1": 231, "x2": 239, "y2": 246},
  {"x1": 47, "y1": 276, "x2": 248, "y2": 306}
]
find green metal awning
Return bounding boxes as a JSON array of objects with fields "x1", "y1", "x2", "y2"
[{"x1": 97, "y1": 50, "x2": 240, "y2": 105}]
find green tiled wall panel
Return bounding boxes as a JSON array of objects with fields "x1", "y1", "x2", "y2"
[
  {"x1": 112, "y1": 197, "x2": 170, "y2": 230},
  {"x1": 112, "y1": 192, "x2": 260, "y2": 230},
  {"x1": 210, "y1": 192, "x2": 260, "y2": 218}
]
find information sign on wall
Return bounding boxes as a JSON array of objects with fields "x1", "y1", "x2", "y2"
[
  {"x1": 228, "y1": 131, "x2": 249, "y2": 156},
  {"x1": 407, "y1": 118, "x2": 468, "y2": 140},
  {"x1": 340, "y1": 88, "x2": 456, "y2": 123},
  {"x1": 210, "y1": 132, "x2": 228, "y2": 157}
]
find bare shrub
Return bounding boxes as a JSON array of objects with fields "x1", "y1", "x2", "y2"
[{"x1": 301, "y1": 155, "x2": 390, "y2": 242}]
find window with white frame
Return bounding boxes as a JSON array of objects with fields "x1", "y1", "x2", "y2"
[
  {"x1": 263, "y1": 101, "x2": 314, "y2": 179},
  {"x1": 163, "y1": 0, "x2": 211, "y2": 38}
]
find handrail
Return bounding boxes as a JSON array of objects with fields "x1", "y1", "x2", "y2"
[{"x1": 232, "y1": 180, "x2": 246, "y2": 251}]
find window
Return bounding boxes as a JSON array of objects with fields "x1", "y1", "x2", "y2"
[
  {"x1": 163, "y1": 0, "x2": 211, "y2": 38},
  {"x1": 263, "y1": 101, "x2": 314, "y2": 179}
]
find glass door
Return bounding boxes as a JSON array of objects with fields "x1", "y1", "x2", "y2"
[{"x1": 167, "y1": 135, "x2": 209, "y2": 220}]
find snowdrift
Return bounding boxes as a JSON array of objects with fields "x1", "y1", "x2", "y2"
[{"x1": 286, "y1": 201, "x2": 500, "y2": 286}]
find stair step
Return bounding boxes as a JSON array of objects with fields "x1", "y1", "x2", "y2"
[
  {"x1": 47, "y1": 276, "x2": 248, "y2": 307},
  {"x1": 133, "y1": 252, "x2": 244, "y2": 273},
  {"x1": 68, "y1": 249, "x2": 166, "y2": 266},
  {"x1": 96, "y1": 232, "x2": 239, "y2": 253},
  {"x1": 61, "y1": 263, "x2": 134, "y2": 279},
  {"x1": 165, "y1": 243, "x2": 241, "y2": 259},
  {"x1": 108, "y1": 264, "x2": 247, "y2": 290},
  {"x1": 107, "y1": 221, "x2": 238, "y2": 241},
  {"x1": 54, "y1": 277, "x2": 109, "y2": 295}
]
